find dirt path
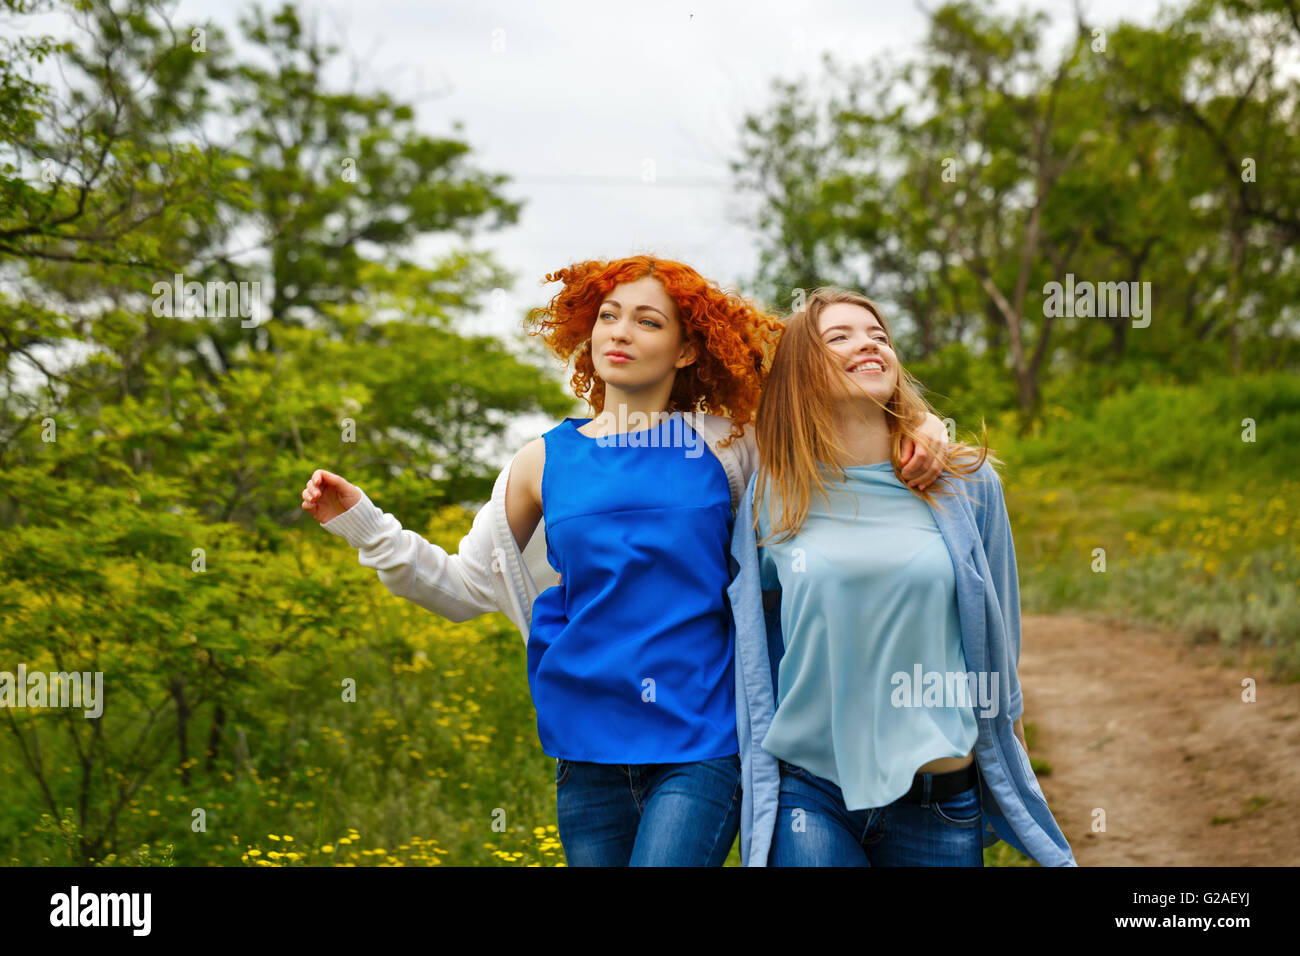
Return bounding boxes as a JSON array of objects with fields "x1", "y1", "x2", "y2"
[{"x1": 1019, "y1": 613, "x2": 1300, "y2": 866}]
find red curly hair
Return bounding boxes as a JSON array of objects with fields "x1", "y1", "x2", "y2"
[{"x1": 524, "y1": 255, "x2": 783, "y2": 447}]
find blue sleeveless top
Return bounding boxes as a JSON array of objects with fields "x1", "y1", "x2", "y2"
[{"x1": 527, "y1": 413, "x2": 739, "y2": 763}]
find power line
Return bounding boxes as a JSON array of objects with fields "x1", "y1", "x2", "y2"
[{"x1": 509, "y1": 173, "x2": 731, "y2": 188}]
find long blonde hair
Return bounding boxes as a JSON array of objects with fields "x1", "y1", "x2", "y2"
[{"x1": 754, "y1": 287, "x2": 996, "y2": 545}]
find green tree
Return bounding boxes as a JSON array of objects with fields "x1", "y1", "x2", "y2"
[
  {"x1": 732, "y1": 0, "x2": 1300, "y2": 425},
  {"x1": 1, "y1": 0, "x2": 570, "y2": 864}
]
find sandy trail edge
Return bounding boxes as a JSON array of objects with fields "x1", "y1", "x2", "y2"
[{"x1": 1019, "y1": 613, "x2": 1299, "y2": 866}]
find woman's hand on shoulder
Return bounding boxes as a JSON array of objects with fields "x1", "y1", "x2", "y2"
[{"x1": 899, "y1": 412, "x2": 950, "y2": 491}]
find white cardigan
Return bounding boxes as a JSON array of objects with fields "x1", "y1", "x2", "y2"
[{"x1": 320, "y1": 412, "x2": 758, "y2": 642}]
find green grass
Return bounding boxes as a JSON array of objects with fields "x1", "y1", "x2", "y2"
[
  {"x1": 6, "y1": 372, "x2": 1293, "y2": 866},
  {"x1": 980, "y1": 372, "x2": 1300, "y2": 679}
]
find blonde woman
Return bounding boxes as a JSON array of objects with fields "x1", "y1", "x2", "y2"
[{"x1": 728, "y1": 287, "x2": 1074, "y2": 866}]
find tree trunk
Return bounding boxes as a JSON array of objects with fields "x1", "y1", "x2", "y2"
[
  {"x1": 170, "y1": 679, "x2": 190, "y2": 787},
  {"x1": 206, "y1": 705, "x2": 226, "y2": 773}
]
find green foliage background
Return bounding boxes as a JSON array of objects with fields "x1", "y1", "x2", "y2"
[{"x1": 1, "y1": 0, "x2": 1296, "y2": 867}]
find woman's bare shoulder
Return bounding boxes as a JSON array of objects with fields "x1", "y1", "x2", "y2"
[{"x1": 508, "y1": 437, "x2": 546, "y2": 505}]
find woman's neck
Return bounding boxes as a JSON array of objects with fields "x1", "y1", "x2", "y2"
[
  {"x1": 587, "y1": 383, "x2": 673, "y2": 437},
  {"x1": 829, "y1": 399, "x2": 892, "y2": 467}
]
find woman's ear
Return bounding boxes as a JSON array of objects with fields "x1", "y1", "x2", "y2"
[{"x1": 676, "y1": 340, "x2": 698, "y2": 369}]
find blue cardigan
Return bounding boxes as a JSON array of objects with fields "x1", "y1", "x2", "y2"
[{"x1": 727, "y1": 460, "x2": 1077, "y2": 867}]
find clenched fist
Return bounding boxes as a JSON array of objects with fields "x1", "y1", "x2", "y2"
[{"x1": 301, "y1": 469, "x2": 362, "y2": 524}]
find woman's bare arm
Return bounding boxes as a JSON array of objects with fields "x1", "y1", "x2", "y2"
[{"x1": 504, "y1": 437, "x2": 545, "y2": 555}]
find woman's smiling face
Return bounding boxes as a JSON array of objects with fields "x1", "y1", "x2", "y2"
[
  {"x1": 818, "y1": 301, "x2": 899, "y2": 405},
  {"x1": 590, "y1": 275, "x2": 697, "y2": 388}
]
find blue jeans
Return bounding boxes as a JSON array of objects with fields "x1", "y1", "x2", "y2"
[
  {"x1": 555, "y1": 753, "x2": 741, "y2": 866},
  {"x1": 768, "y1": 758, "x2": 985, "y2": 866}
]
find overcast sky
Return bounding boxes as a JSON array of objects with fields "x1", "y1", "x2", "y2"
[
  {"x1": 169, "y1": 0, "x2": 1170, "y2": 335},
  {"x1": 13, "y1": 0, "x2": 1173, "y2": 453}
]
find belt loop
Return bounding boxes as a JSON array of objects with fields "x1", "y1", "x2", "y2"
[{"x1": 921, "y1": 772, "x2": 932, "y2": 807}]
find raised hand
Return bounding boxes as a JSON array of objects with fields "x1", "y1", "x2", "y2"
[{"x1": 301, "y1": 469, "x2": 362, "y2": 524}]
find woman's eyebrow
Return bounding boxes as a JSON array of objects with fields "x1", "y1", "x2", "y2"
[{"x1": 602, "y1": 299, "x2": 668, "y2": 319}]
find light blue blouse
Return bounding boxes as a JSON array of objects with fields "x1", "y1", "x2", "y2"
[
  {"x1": 732, "y1": 458, "x2": 1077, "y2": 866},
  {"x1": 756, "y1": 461, "x2": 980, "y2": 810}
]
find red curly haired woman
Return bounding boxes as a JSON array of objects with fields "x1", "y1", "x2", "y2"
[{"x1": 301, "y1": 256, "x2": 951, "y2": 866}]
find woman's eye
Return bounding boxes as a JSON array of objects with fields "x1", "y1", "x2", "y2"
[
  {"x1": 828, "y1": 332, "x2": 886, "y2": 345},
  {"x1": 599, "y1": 311, "x2": 657, "y2": 327}
]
